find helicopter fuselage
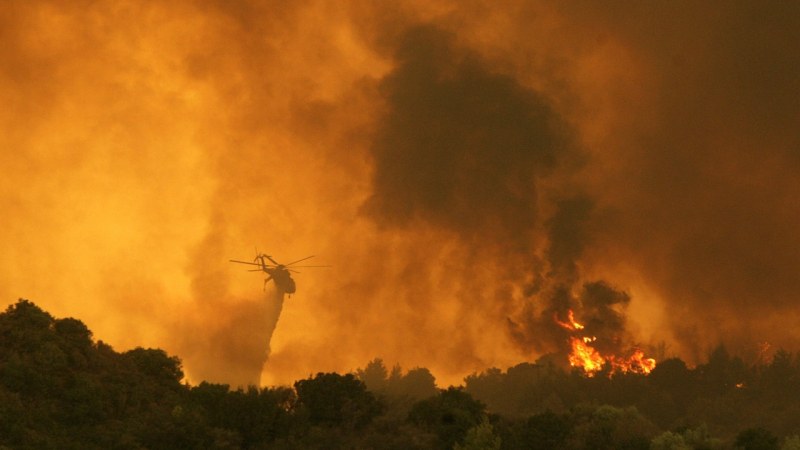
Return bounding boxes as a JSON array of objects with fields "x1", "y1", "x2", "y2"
[
  {"x1": 230, "y1": 252, "x2": 323, "y2": 295},
  {"x1": 265, "y1": 266, "x2": 296, "y2": 294}
]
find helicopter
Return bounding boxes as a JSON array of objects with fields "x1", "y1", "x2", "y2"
[{"x1": 229, "y1": 252, "x2": 328, "y2": 294}]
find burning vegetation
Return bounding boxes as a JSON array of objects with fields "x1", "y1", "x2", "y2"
[{"x1": 556, "y1": 309, "x2": 656, "y2": 377}]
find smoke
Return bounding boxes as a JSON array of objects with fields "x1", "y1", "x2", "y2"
[
  {"x1": 2, "y1": 0, "x2": 800, "y2": 386},
  {"x1": 364, "y1": 25, "x2": 569, "y2": 246},
  {"x1": 547, "y1": 0, "x2": 800, "y2": 360},
  {"x1": 361, "y1": 24, "x2": 651, "y2": 366},
  {"x1": 177, "y1": 286, "x2": 285, "y2": 388}
]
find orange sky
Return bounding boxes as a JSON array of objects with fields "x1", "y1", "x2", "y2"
[{"x1": 2, "y1": 0, "x2": 799, "y2": 387}]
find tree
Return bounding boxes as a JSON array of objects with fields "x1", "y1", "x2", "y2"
[
  {"x1": 294, "y1": 372, "x2": 382, "y2": 429},
  {"x1": 392, "y1": 367, "x2": 438, "y2": 400},
  {"x1": 124, "y1": 347, "x2": 184, "y2": 387},
  {"x1": 650, "y1": 431, "x2": 690, "y2": 450},
  {"x1": 698, "y1": 345, "x2": 748, "y2": 395},
  {"x1": 358, "y1": 359, "x2": 438, "y2": 401},
  {"x1": 454, "y1": 416, "x2": 501, "y2": 450},
  {"x1": 408, "y1": 387, "x2": 486, "y2": 450},
  {"x1": 734, "y1": 427, "x2": 779, "y2": 450},
  {"x1": 190, "y1": 382, "x2": 295, "y2": 446},
  {"x1": 517, "y1": 411, "x2": 573, "y2": 450},
  {"x1": 357, "y1": 358, "x2": 389, "y2": 392},
  {"x1": 782, "y1": 435, "x2": 800, "y2": 450},
  {"x1": 566, "y1": 405, "x2": 656, "y2": 450},
  {"x1": 763, "y1": 349, "x2": 799, "y2": 400}
]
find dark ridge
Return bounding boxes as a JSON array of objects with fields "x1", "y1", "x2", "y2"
[{"x1": 2, "y1": 299, "x2": 799, "y2": 449}]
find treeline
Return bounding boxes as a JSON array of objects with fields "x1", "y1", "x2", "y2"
[
  {"x1": 462, "y1": 346, "x2": 800, "y2": 444},
  {"x1": 1, "y1": 299, "x2": 799, "y2": 449}
]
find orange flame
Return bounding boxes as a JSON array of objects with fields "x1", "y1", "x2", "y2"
[
  {"x1": 555, "y1": 310, "x2": 585, "y2": 331},
  {"x1": 609, "y1": 348, "x2": 656, "y2": 375},
  {"x1": 560, "y1": 309, "x2": 656, "y2": 377},
  {"x1": 568, "y1": 336, "x2": 604, "y2": 376}
]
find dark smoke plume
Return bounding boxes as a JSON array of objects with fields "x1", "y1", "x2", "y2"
[
  {"x1": 364, "y1": 25, "x2": 641, "y2": 361},
  {"x1": 365, "y1": 26, "x2": 572, "y2": 250}
]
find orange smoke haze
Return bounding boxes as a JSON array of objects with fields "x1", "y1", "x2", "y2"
[{"x1": 2, "y1": 1, "x2": 800, "y2": 386}]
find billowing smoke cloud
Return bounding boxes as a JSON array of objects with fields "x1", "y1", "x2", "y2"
[
  {"x1": 548, "y1": 0, "x2": 800, "y2": 360},
  {"x1": 361, "y1": 26, "x2": 633, "y2": 361},
  {"x1": 2, "y1": 0, "x2": 800, "y2": 387},
  {"x1": 365, "y1": 26, "x2": 569, "y2": 247}
]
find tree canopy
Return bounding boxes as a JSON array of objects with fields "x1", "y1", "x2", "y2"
[{"x1": 1, "y1": 299, "x2": 799, "y2": 449}]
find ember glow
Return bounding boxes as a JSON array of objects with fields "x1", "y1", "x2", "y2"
[{"x1": 559, "y1": 310, "x2": 656, "y2": 377}]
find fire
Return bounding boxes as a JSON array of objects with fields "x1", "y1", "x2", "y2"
[
  {"x1": 568, "y1": 337, "x2": 605, "y2": 375},
  {"x1": 559, "y1": 309, "x2": 656, "y2": 377},
  {"x1": 609, "y1": 348, "x2": 656, "y2": 375},
  {"x1": 555, "y1": 309, "x2": 585, "y2": 331}
]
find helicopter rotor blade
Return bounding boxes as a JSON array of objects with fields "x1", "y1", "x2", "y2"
[
  {"x1": 262, "y1": 254, "x2": 280, "y2": 265},
  {"x1": 289, "y1": 269, "x2": 301, "y2": 274},
  {"x1": 288, "y1": 265, "x2": 330, "y2": 268},
  {"x1": 230, "y1": 259, "x2": 262, "y2": 266},
  {"x1": 285, "y1": 255, "x2": 315, "y2": 266}
]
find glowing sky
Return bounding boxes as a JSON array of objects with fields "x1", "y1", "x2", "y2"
[{"x1": 2, "y1": 0, "x2": 799, "y2": 386}]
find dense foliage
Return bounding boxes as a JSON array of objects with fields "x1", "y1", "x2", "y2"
[
  {"x1": 464, "y1": 347, "x2": 800, "y2": 446},
  {"x1": 1, "y1": 299, "x2": 799, "y2": 449}
]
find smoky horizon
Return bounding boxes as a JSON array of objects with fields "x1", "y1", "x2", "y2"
[{"x1": 2, "y1": 0, "x2": 799, "y2": 387}]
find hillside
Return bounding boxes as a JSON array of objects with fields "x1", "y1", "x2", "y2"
[{"x1": 1, "y1": 299, "x2": 799, "y2": 449}]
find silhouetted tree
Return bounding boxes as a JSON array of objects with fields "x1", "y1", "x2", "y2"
[
  {"x1": 294, "y1": 372, "x2": 383, "y2": 429},
  {"x1": 762, "y1": 349, "x2": 799, "y2": 398},
  {"x1": 358, "y1": 358, "x2": 390, "y2": 392},
  {"x1": 358, "y1": 358, "x2": 438, "y2": 402},
  {"x1": 190, "y1": 382, "x2": 294, "y2": 446},
  {"x1": 697, "y1": 345, "x2": 748, "y2": 395},
  {"x1": 509, "y1": 410, "x2": 573, "y2": 450},
  {"x1": 465, "y1": 362, "x2": 568, "y2": 418},
  {"x1": 454, "y1": 416, "x2": 501, "y2": 450},
  {"x1": 734, "y1": 427, "x2": 779, "y2": 450},
  {"x1": 391, "y1": 367, "x2": 438, "y2": 400},
  {"x1": 124, "y1": 347, "x2": 184, "y2": 387},
  {"x1": 566, "y1": 404, "x2": 656, "y2": 450},
  {"x1": 408, "y1": 387, "x2": 486, "y2": 449},
  {"x1": 7, "y1": 299, "x2": 800, "y2": 448}
]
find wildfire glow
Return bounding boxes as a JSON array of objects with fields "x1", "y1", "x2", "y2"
[
  {"x1": 568, "y1": 336, "x2": 605, "y2": 374},
  {"x1": 609, "y1": 348, "x2": 657, "y2": 375},
  {"x1": 560, "y1": 310, "x2": 656, "y2": 377},
  {"x1": 555, "y1": 310, "x2": 585, "y2": 331}
]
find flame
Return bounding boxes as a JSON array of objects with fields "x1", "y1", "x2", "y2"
[
  {"x1": 568, "y1": 336, "x2": 605, "y2": 375},
  {"x1": 555, "y1": 310, "x2": 585, "y2": 331},
  {"x1": 609, "y1": 348, "x2": 656, "y2": 375},
  {"x1": 560, "y1": 309, "x2": 656, "y2": 377}
]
